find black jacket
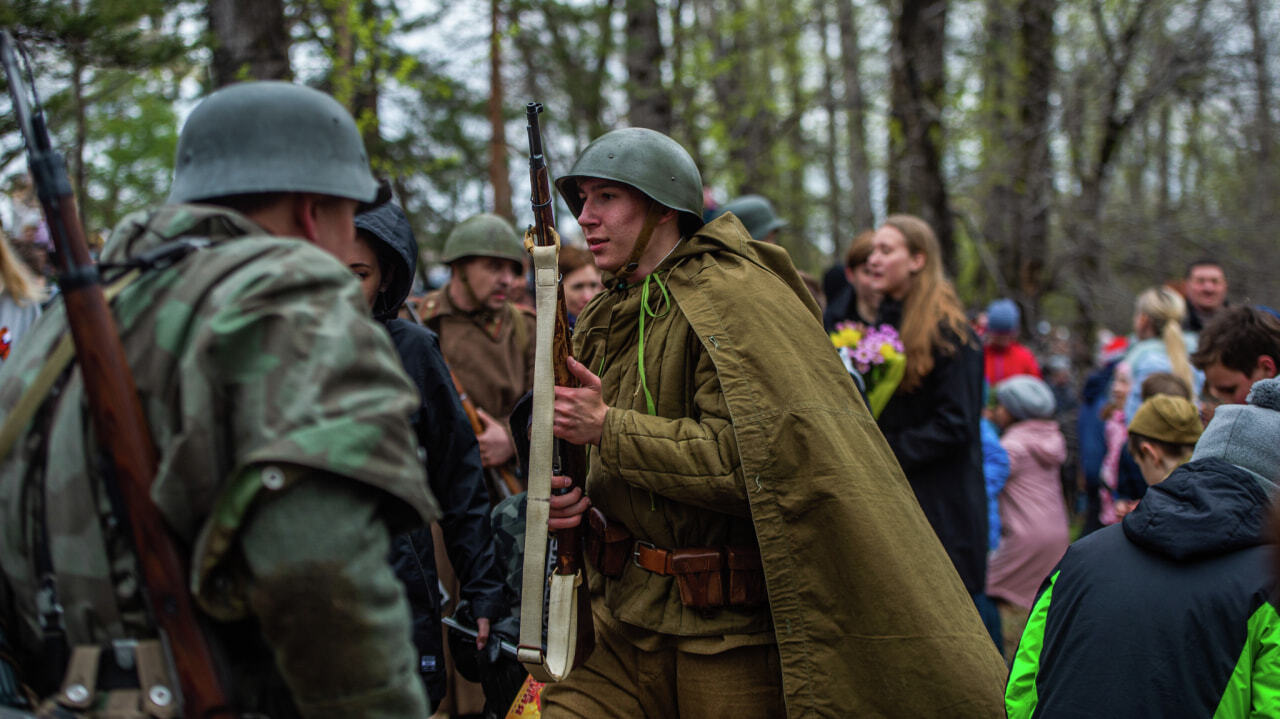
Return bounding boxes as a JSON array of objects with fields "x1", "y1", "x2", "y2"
[
  {"x1": 357, "y1": 204, "x2": 504, "y2": 703},
  {"x1": 874, "y1": 299, "x2": 988, "y2": 594},
  {"x1": 1007, "y1": 458, "x2": 1277, "y2": 718}
]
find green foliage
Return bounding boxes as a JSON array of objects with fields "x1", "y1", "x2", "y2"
[
  {"x1": 0, "y1": 0, "x2": 1274, "y2": 328},
  {"x1": 3, "y1": 1, "x2": 197, "y2": 234}
]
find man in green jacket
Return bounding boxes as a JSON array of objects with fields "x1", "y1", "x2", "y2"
[
  {"x1": 544, "y1": 128, "x2": 1005, "y2": 717},
  {"x1": 0, "y1": 82, "x2": 436, "y2": 717}
]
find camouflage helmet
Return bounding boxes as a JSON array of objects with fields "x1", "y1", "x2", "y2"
[
  {"x1": 441, "y1": 213, "x2": 525, "y2": 265},
  {"x1": 168, "y1": 81, "x2": 382, "y2": 205},
  {"x1": 555, "y1": 128, "x2": 704, "y2": 233},
  {"x1": 715, "y1": 194, "x2": 787, "y2": 241}
]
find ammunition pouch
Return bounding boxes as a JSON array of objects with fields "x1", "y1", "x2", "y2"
[
  {"x1": 585, "y1": 513, "x2": 767, "y2": 610},
  {"x1": 583, "y1": 508, "x2": 631, "y2": 580},
  {"x1": 37, "y1": 641, "x2": 178, "y2": 719}
]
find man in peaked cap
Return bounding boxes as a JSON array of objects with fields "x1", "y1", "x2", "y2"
[{"x1": 0, "y1": 81, "x2": 435, "y2": 717}]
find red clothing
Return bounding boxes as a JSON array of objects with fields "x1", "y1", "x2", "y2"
[{"x1": 984, "y1": 342, "x2": 1042, "y2": 385}]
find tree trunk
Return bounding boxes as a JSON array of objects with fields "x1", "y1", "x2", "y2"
[
  {"x1": 489, "y1": 0, "x2": 514, "y2": 221},
  {"x1": 820, "y1": 3, "x2": 843, "y2": 259},
  {"x1": 70, "y1": 0, "x2": 88, "y2": 231},
  {"x1": 626, "y1": 0, "x2": 673, "y2": 134},
  {"x1": 1246, "y1": 0, "x2": 1274, "y2": 219},
  {"x1": 352, "y1": 0, "x2": 382, "y2": 166},
  {"x1": 887, "y1": 0, "x2": 954, "y2": 270},
  {"x1": 1012, "y1": 0, "x2": 1055, "y2": 321},
  {"x1": 207, "y1": 0, "x2": 290, "y2": 87},
  {"x1": 838, "y1": 0, "x2": 874, "y2": 235}
]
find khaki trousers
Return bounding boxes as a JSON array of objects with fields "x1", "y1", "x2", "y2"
[{"x1": 541, "y1": 616, "x2": 785, "y2": 718}]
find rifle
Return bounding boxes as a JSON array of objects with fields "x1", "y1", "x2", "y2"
[
  {"x1": 448, "y1": 367, "x2": 523, "y2": 499},
  {"x1": 516, "y1": 102, "x2": 593, "y2": 681},
  {"x1": 0, "y1": 32, "x2": 232, "y2": 718}
]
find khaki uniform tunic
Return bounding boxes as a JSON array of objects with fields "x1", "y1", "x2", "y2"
[
  {"x1": 573, "y1": 265, "x2": 772, "y2": 652},
  {"x1": 421, "y1": 288, "x2": 536, "y2": 427}
]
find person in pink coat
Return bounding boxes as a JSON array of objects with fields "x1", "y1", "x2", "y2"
[{"x1": 986, "y1": 374, "x2": 1069, "y2": 662}]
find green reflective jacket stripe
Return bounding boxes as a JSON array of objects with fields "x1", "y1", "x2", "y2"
[
  {"x1": 1006, "y1": 573, "x2": 1280, "y2": 718},
  {"x1": 1213, "y1": 601, "x2": 1280, "y2": 718},
  {"x1": 1005, "y1": 570, "x2": 1059, "y2": 718}
]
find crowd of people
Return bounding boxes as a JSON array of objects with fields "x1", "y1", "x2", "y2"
[{"x1": 0, "y1": 78, "x2": 1277, "y2": 719}]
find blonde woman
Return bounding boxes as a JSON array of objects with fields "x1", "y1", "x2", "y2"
[
  {"x1": 1122, "y1": 287, "x2": 1202, "y2": 420},
  {"x1": 0, "y1": 229, "x2": 43, "y2": 364},
  {"x1": 865, "y1": 214, "x2": 989, "y2": 609}
]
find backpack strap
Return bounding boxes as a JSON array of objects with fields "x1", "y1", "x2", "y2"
[{"x1": 0, "y1": 269, "x2": 141, "y2": 464}]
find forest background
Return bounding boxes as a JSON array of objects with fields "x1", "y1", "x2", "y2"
[{"x1": 2, "y1": 0, "x2": 1277, "y2": 356}]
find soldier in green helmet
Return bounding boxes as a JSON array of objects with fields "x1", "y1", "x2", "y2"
[
  {"x1": 0, "y1": 81, "x2": 436, "y2": 717},
  {"x1": 540, "y1": 127, "x2": 1008, "y2": 716},
  {"x1": 712, "y1": 194, "x2": 824, "y2": 306},
  {"x1": 713, "y1": 194, "x2": 788, "y2": 243},
  {"x1": 420, "y1": 214, "x2": 536, "y2": 479}
]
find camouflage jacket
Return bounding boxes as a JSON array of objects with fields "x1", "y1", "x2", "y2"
[{"x1": 0, "y1": 205, "x2": 438, "y2": 713}]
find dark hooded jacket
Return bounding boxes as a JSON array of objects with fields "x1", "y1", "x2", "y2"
[
  {"x1": 355, "y1": 204, "x2": 505, "y2": 703},
  {"x1": 1006, "y1": 457, "x2": 1280, "y2": 718}
]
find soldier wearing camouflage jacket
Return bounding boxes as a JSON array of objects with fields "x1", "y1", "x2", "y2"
[{"x1": 0, "y1": 83, "x2": 437, "y2": 718}]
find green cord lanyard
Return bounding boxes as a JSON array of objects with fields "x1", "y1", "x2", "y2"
[
  {"x1": 636, "y1": 273, "x2": 671, "y2": 511},
  {"x1": 636, "y1": 272, "x2": 672, "y2": 415}
]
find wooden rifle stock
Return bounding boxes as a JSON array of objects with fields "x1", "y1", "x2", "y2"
[
  {"x1": 526, "y1": 102, "x2": 594, "y2": 666},
  {"x1": 0, "y1": 32, "x2": 231, "y2": 718},
  {"x1": 448, "y1": 368, "x2": 522, "y2": 498}
]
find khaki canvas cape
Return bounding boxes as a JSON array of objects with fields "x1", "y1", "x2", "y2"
[{"x1": 655, "y1": 215, "x2": 1006, "y2": 716}]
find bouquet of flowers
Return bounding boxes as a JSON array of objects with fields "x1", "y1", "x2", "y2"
[{"x1": 829, "y1": 321, "x2": 906, "y2": 418}]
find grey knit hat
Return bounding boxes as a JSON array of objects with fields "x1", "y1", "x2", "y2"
[
  {"x1": 995, "y1": 374, "x2": 1056, "y2": 421},
  {"x1": 1191, "y1": 378, "x2": 1280, "y2": 488}
]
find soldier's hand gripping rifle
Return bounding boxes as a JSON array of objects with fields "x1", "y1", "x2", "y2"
[
  {"x1": 0, "y1": 32, "x2": 232, "y2": 718},
  {"x1": 448, "y1": 367, "x2": 523, "y2": 499},
  {"x1": 516, "y1": 102, "x2": 594, "y2": 681}
]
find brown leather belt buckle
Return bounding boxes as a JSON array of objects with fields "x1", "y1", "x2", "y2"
[{"x1": 632, "y1": 540, "x2": 671, "y2": 575}]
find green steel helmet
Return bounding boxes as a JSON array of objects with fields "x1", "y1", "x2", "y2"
[
  {"x1": 168, "y1": 81, "x2": 381, "y2": 204},
  {"x1": 441, "y1": 213, "x2": 525, "y2": 265},
  {"x1": 555, "y1": 128, "x2": 704, "y2": 233},
  {"x1": 716, "y1": 194, "x2": 787, "y2": 241}
]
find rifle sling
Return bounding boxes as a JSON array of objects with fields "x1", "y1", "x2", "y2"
[{"x1": 518, "y1": 240, "x2": 581, "y2": 682}]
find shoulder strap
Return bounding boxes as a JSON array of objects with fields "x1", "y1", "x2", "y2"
[{"x1": 0, "y1": 269, "x2": 140, "y2": 464}]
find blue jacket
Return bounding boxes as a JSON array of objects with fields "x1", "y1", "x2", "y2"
[{"x1": 980, "y1": 417, "x2": 1009, "y2": 551}]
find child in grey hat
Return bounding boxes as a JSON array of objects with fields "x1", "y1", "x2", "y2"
[{"x1": 1007, "y1": 377, "x2": 1280, "y2": 717}]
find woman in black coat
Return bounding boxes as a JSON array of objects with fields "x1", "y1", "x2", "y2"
[{"x1": 864, "y1": 215, "x2": 988, "y2": 602}]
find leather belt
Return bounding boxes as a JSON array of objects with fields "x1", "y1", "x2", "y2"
[
  {"x1": 584, "y1": 509, "x2": 767, "y2": 609},
  {"x1": 632, "y1": 541, "x2": 676, "y2": 575}
]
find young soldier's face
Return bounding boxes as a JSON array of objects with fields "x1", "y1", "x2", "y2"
[{"x1": 575, "y1": 178, "x2": 652, "y2": 274}]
